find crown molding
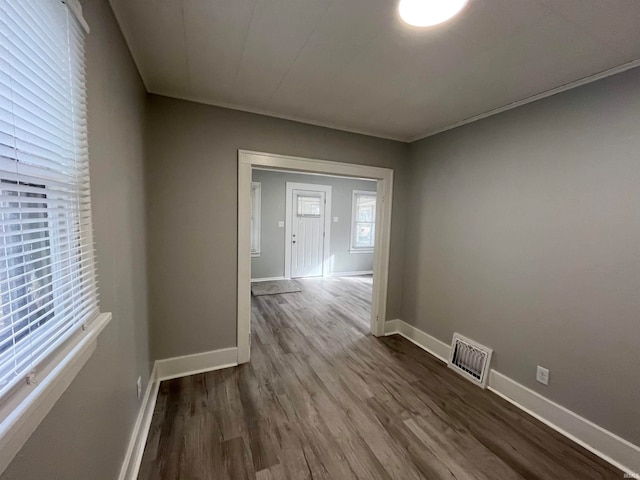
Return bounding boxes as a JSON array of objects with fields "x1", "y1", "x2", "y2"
[{"x1": 408, "y1": 58, "x2": 640, "y2": 143}]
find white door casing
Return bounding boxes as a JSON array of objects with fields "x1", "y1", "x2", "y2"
[{"x1": 238, "y1": 150, "x2": 394, "y2": 365}]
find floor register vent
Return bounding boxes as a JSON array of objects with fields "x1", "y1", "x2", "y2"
[{"x1": 448, "y1": 333, "x2": 493, "y2": 388}]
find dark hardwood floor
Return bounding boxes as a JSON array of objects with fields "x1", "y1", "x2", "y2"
[{"x1": 138, "y1": 276, "x2": 621, "y2": 479}]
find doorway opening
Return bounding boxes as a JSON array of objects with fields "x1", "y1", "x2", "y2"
[{"x1": 237, "y1": 150, "x2": 393, "y2": 364}]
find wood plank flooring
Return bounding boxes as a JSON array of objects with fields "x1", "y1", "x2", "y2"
[{"x1": 138, "y1": 276, "x2": 621, "y2": 479}]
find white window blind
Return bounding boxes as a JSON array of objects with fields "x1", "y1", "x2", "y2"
[
  {"x1": 351, "y1": 190, "x2": 376, "y2": 252},
  {"x1": 0, "y1": 0, "x2": 98, "y2": 399}
]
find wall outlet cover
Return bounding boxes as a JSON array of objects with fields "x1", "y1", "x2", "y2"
[
  {"x1": 277, "y1": 221, "x2": 284, "y2": 228},
  {"x1": 536, "y1": 366, "x2": 550, "y2": 386}
]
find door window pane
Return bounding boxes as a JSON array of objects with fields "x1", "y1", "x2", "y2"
[{"x1": 297, "y1": 196, "x2": 321, "y2": 217}]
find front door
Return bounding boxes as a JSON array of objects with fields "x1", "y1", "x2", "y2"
[{"x1": 291, "y1": 189, "x2": 326, "y2": 278}]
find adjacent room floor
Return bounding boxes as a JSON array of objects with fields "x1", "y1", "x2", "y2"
[{"x1": 138, "y1": 276, "x2": 620, "y2": 479}]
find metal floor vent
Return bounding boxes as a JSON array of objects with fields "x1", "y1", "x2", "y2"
[{"x1": 448, "y1": 333, "x2": 493, "y2": 388}]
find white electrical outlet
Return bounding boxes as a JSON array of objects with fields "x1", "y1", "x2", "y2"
[
  {"x1": 333, "y1": 217, "x2": 339, "y2": 222},
  {"x1": 136, "y1": 376, "x2": 142, "y2": 400},
  {"x1": 536, "y1": 366, "x2": 549, "y2": 386},
  {"x1": 277, "y1": 221, "x2": 284, "y2": 228}
]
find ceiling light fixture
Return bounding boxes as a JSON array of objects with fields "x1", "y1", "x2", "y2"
[{"x1": 398, "y1": 0, "x2": 468, "y2": 27}]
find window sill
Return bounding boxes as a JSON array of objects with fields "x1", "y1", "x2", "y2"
[
  {"x1": 0, "y1": 312, "x2": 112, "y2": 475},
  {"x1": 349, "y1": 249, "x2": 374, "y2": 254},
  {"x1": 251, "y1": 252, "x2": 260, "y2": 258}
]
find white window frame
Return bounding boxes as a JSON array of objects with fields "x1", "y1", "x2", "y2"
[
  {"x1": 0, "y1": 1, "x2": 110, "y2": 475},
  {"x1": 250, "y1": 182, "x2": 261, "y2": 257},
  {"x1": 350, "y1": 190, "x2": 377, "y2": 254}
]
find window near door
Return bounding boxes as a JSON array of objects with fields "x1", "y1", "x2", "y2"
[
  {"x1": 250, "y1": 182, "x2": 261, "y2": 257},
  {"x1": 0, "y1": 1, "x2": 99, "y2": 399},
  {"x1": 351, "y1": 191, "x2": 377, "y2": 253}
]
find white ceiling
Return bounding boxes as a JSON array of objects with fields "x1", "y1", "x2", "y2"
[{"x1": 109, "y1": 0, "x2": 640, "y2": 142}]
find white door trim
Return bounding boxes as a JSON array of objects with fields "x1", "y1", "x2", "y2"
[
  {"x1": 238, "y1": 150, "x2": 394, "y2": 364},
  {"x1": 284, "y1": 182, "x2": 332, "y2": 279}
]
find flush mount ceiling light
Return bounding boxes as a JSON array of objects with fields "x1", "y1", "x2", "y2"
[{"x1": 398, "y1": 0, "x2": 469, "y2": 27}]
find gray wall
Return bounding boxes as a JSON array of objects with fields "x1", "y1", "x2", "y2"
[
  {"x1": 404, "y1": 67, "x2": 640, "y2": 445},
  {"x1": 4, "y1": 3, "x2": 637, "y2": 474},
  {"x1": 251, "y1": 170, "x2": 376, "y2": 279},
  {"x1": 1, "y1": 0, "x2": 151, "y2": 478},
  {"x1": 146, "y1": 95, "x2": 408, "y2": 359}
]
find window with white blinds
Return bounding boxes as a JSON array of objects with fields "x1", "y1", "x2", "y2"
[
  {"x1": 351, "y1": 190, "x2": 376, "y2": 252},
  {"x1": 0, "y1": 0, "x2": 98, "y2": 400}
]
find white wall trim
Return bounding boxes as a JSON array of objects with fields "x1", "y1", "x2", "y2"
[
  {"x1": 409, "y1": 58, "x2": 640, "y2": 142},
  {"x1": 143, "y1": 90, "x2": 408, "y2": 142},
  {"x1": 238, "y1": 150, "x2": 394, "y2": 365},
  {"x1": 250, "y1": 276, "x2": 286, "y2": 283},
  {"x1": 385, "y1": 319, "x2": 640, "y2": 475},
  {"x1": 155, "y1": 347, "x2": 238, "y2": 381},
  {"x1": 118, "y1": 346, "x2": 238, "y2": 479},
  {"x1": 384, "y1": 318, "x2": 450, "y2": 363},
  {"x1": 284, "y1": 182, "x2": 332, "y2": 280},
  {"x1": 488, "y1": 371, "x2": 640, "y2": 475},
  {"x1": 118, "y1": 365, "x2": 159, "y2": 480},
  {"x1": 331, "y1": 270, "x2": 373, "y2": 277},
  {"x1": 134, "y1": 60, "x2": 640, "y2": 145}
]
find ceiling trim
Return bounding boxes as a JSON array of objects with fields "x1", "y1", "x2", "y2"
[
  {"x1": 110, "y1": 1, "x2": 640, "y2": 146},
  {"x1": 108, "y1": 0, "x2": 150, "y2": 92},
  {"x1": 408, "y1": 58, "x2": 640, "y2": 143},
  {"x1": 147, "y1": 90, "x2": 411, "y2": 143},
  {"x1": 151, "y1": 57, "x2": 640, "y2": 146}
]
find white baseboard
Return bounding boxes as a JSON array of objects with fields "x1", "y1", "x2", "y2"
[
  {"x1": 384, "y1": 319, "x2": 640, "y2": 475},
  {"x1": 118, "y1": 365, "x2": 159, "y2": 480},
  {"x1": 331, "y1": 270, "x2": 373, "y2": 277},
  {"x1": 251, "y1": 276, "x2": 286, "y2": 283},
  {"x1": 384, "y1": 318, "x2": 450, "y2": 363},
  {"x1": 119, "y1": 347, "x2": 239, "y2": 479},
  {"x1": 155, "y1": 347, "x2": 238, "y2": 381},
  {"x1": 488, "y1": 372, "x2": 640, "y2": 475}
]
